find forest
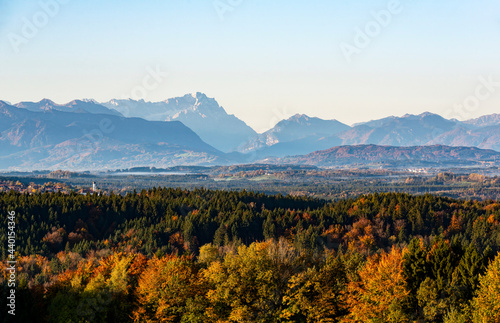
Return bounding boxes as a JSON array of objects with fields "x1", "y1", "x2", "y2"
[
  {"x1": 4, "y1": 167, "x2": 500, "y2": 201},
  {"x1": 1, "y1": 188, "x2": 500, "y2": 322}
]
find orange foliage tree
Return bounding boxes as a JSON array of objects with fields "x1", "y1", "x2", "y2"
[
  {"x1": 343, "y1": 247, "x2": 410, "y2": 322},
  {"x1": 471, "y1": 252, "x2": 500, "y2": 323},
  {"x1": 133, "y1": 255, "x2": 206, "y2": 323}
]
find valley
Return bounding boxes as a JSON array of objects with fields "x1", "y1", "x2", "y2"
[
  {"x1": 1, "y1": 94, "x2": 500, "y2": 171},
  {"x1": 3, "y1": 164, "x2": 500, "y2": 201}
]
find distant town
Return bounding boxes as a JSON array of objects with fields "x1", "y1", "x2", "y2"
[{"x1": 0, "y1": 179, "x2": 97, "y2": 195}]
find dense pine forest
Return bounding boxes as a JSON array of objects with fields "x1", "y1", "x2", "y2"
[{"x1": 1, "y1": 188, "x2": 500, "y2": 322}]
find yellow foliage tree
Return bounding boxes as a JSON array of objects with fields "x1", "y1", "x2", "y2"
[
  {"x1": 343, "y1": 247, "x2": 410, "y2": 322},
  {"x1": 282, "y1": 255, "x2": 348, "y2": 322},
  {"x1": 133, "y1": 255, "x2": 206, "y2": 323},
  {"x1": 202, "y1": 240, "x2": 300, "y2": 322},
  {"x1": 471, "y1": 253, "x2": 500, "y2": 323}
]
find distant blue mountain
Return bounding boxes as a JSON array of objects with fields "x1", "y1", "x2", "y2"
[
  {"x1": 275, "y1": 144, "x2": 500, "y2": 168},
  {"x1": 241, "y1": 112, "x2": 500, "y2": 157},
  {"x1": 238, "y1": 114, "x2": 350, "y2": 157},
  {"x1": 15, "y1": 99, "x2": 123, "y2": 117},
  {"x1": 102, "y1": 93, "x2": 257, "y2": 152},
  {"x1": 337, "y1": 112, "x2": 460, "y2": 146},
  {"x1": 0, "y1": 101, "x2": 230, "y2": 170},
  {"x1": 463, "y1": 114, "x2": 500, "y2": 128},
  {"x1": 2, "y1": 95, "x2": 500, "y2": 170}
]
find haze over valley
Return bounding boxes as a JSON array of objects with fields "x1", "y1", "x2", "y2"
[{"x1": 1, "y1": 94, "x2": 499, "y2": 171}]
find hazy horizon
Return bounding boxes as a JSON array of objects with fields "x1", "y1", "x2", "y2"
[
  {"x1": 2, "y1": 94, "x2": 498, "y2": 134},
  {"x1": 1, "y1": 0, "x2": 499, "y2": 132}
]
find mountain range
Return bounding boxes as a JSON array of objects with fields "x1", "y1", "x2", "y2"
[
  {"x1": 0, "y1": 100, "x2": 229, "y2": 170},
  {"x1": 14, "y1": 99, "x2": 123, "y2": 117},
  {"x1": 246, "y1": 112, "x2": 500, "y2": 158},
  {"x1": 273, "y1": 144, "x2": 500, "y2": 168},
  {"x1": 99, "y1": 94, "x2": 500, "y2": 156},
  {"x1": 238, "y1": 114, "x2": 350, "y2": 157},
  {"x1": 1, "y1": 93, "x2": 500, "y2": 170},
  {"x1": 101, "y1": 93, "x2": 256, "y2": 152}
]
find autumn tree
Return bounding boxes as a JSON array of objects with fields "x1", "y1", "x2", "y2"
[
  {"x1": 282, "y1": 255, "x2": 348, "y2": 322},
  {"x1": 47, "y1": 252, "x2": 145, "y2": 323},
  {"x1": 344, "y1": 247, "x2": 410, "y2": 322},
  {"x1": 202, "y1": 239, "x2": 301, "y2": 322},
  {"x1": 471, "y1": 252, "x2": 500, "y2": 323},
  {"x1": 133, "y1": 255, "x2": 206, "y2": 323}
]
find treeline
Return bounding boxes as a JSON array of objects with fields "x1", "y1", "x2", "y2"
[
  {"x1": 2, "y1": 239, "x2": 499, "y2": 322},
  {"x1": 1, "y1": 189, "x2": 500, "y2": 322}
]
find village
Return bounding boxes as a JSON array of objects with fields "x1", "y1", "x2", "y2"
[{"x1": 0, "y1": 179, "x2": 94, "y2": 195}]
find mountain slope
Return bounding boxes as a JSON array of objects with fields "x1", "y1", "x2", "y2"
[
  {"x1": 464, "y1": 114, "x2": 500, "y2": 128},
  {"x1": 337, "y1": 112, "x2": 500, "y2": 152},
  {"x1": 240, "y1": 112, "x2": 472, "y2": 158},
  {"x1": 239, "y1": 114, "x2": 350, "y2": 157},
  {"x1": 14, "y1": 99, "x2": 123, "y2": 117},
  {"x1": 338, "y1": 112, "x2": 460, "y2": 146},
  {"x1": 0, "y1": 102, "x2": 230, "y2": 170},
  {"x1": 276, "y1": 145, "x2": 500, "y2": 168},
  {"x1": 432, "y1": 125, "x2": 500, "y2": 151},
  {"x1": 102, "y1": 93, "x2": 257, "y2": 152}
]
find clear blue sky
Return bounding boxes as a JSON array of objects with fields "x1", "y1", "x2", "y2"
[{"x1": 1, "y1": 0, "x2": 499, "y2": 132}]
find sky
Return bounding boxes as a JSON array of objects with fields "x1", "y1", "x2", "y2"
[{"x1": 0, "y1": 0, "x2": 499, "y2": 133}]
